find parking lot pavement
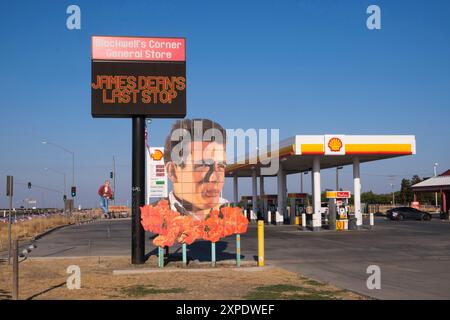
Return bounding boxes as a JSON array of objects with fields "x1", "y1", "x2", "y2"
[
  {"x1": 262, "y1": 218, "x2": 450, "y2": 300},
  {"x1": 27, "y1": 217, "x2": 450, "y2": 299}
]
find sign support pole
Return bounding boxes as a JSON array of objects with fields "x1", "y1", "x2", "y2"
[
  {"x1": 131, "y1": 116, "x2": 145, "y2": 265},
  {"x1": 211, "y1": 242, "x2": 216, "y2": 267},
  {"x1": 182, "y1": 243, "x2": 187, "y2": 266},
  {"x1": 236, "y1": 234, "x2": 241, "y2": 267},
  {"x1": 12, "y1": 239, "x2": 19, "y2": 300}
]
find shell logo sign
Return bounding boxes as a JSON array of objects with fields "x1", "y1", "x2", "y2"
[
  {"x1": 326, "y1": 191, "x2": 351, "y2": 199},
  {"x1": 151, "y1": 149, "x2": 164, "y2": 161},
  {"x1": 325, "y1": 134, "x2": 346, "y2": 155},
  {"x1": 146, "y1": 147, "x2": 168, "y2": 199},
  {"x1": 328, "y1": 137, "x2": 343, "y2": 152}
]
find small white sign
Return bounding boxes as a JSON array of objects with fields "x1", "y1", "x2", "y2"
[{"x1": 146, "y1": 147, "x2": 168, "y2": 202}]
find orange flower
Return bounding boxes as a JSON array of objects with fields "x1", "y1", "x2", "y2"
[
  {"x1": 235, "y1": 212, "x2": 249, "y2": 234},
  {"x1": 221, "y1": 207, "x2": 237, "y2": 236},
  {"x1": 140, "y1": 204, "x2": 165, "y2": 234},
  {"x1": 202, "y1": 215, "x2": 224, "y2": 243},
  {"x1": 141, "y1": 200, "x2": 249, "y2": 246},
  {"x1": 176, "y1": 216, "x2": 202, "y2": 245},
  {"x1": 140, "y1": 200, "x2": 179, "y2": 236},
  {"x1": 153, "y1": 234, "x2": 176, "y2": 247},
  {"x1": 221, "y1": 206, "x2": 248, "y2": 235}
]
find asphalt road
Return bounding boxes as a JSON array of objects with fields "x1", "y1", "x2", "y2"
[{"x1": 24, "y1": 217, "x2": 450, "y2": 300}]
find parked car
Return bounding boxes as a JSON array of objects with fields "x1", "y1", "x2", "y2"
[{"x1": 386, "y1": 207, "x2": 432, "y2": 221}]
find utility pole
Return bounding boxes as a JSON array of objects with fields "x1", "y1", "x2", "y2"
[
  {"x1": 113, "y1": 156, "x2": 116, "y2": 205},
  {"x1": 6, "y1": 176, "x2": 13, "y2": 265},
  {"x1": 434, "y1": 163, "x2": 439, "y2": 207}
]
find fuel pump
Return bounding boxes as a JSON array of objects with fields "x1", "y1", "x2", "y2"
[
  {"x1": 240, "y1": 196, "x2": 253, "y2": 220},
  {"x1": 262, "y1": 195, "x2": 277, "y2": 224},
  {"x1": 288, "y1": 193, "x2": 307, "y2": 225},
  {"x1": 326, "y1": 191, "x2": 351, "y2": 231}
]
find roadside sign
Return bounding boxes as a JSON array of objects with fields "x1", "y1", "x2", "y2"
[
  {"x1": 326, "y1": 191, "x2": 351, "y2": 199},
  {"x1": 91, "y1": 35, "x2": 187, "y2": 264},
  {"x1": 146, "y1": 147, "x2": 168, "y2": 200},
  {"x1": 91, "y1": 36, "x2": 186, "y2": 118}
]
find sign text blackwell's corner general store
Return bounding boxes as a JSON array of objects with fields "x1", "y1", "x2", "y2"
[{"x1": 91, "y1": 36, "x2": 186, "y2": 118}]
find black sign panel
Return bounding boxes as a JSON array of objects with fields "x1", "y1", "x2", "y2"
[{"x1": 91, "y1": 61, "x2": 186, "y2": 118}]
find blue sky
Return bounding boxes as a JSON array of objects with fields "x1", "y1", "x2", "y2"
[{"x1": 1, "y1": 0, "x2": 449, "y2": 208}]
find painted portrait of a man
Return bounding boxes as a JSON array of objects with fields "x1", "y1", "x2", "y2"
[{"x1": 164, "y1": 118, "x2": 229, "y2": 221}]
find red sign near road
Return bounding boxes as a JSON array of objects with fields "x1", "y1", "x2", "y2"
[
  {"x1": 336, "y1": 191, "x2": 351, "y2": 198},
  {"x1": 92, "y1": 36, "x2": 185, "y2": 62}
]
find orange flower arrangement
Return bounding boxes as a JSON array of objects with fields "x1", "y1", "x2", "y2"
[{"x1": 140, "y1": 200, "x2": 248, "y2": 247}]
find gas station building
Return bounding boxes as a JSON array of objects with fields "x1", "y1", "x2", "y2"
[
  {"x1": 226, "y1": 134, "x2": 416, "y2": 231},
  {"x1": 411, "y1": 169, "x2": 450, "y2": 217}
]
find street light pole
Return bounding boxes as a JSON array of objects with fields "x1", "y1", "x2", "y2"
[
  {"x1": 42, "y1": 140, "x2": 75, "y2": 208},
  {"x1": 301, "y1": 171, "x2": 308, "y2": 194},
  {"x1": 44, "y1": 168, "x2": 66, "y2": 209},
  {"x1": 301, "y1": 172, "x2": 303, "y2": 194},
  {"x1": 390, "y1": 183, "x2": 395, "y2": 206},
  {"x1": 336, "y1": 166, "x2": 343, "y2": 191},
  {"x1": 42, "y1": 140, "x2": 75, "y2": 187}
]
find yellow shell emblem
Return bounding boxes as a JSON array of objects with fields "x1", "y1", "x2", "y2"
[
  {"x1": 328, "y1": 137, "x2": 343, "y2": 152},
  {"x1": 151, "y1": 149, "x2": 164, "y2": 161}
]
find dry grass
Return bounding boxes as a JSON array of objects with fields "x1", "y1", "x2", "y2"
[
  {"x1": 0, "y1": 256, "x2": 366, "y2": 300},
  {"x1": 0, "y1": 214, "x2": 94, "y2": 252}
]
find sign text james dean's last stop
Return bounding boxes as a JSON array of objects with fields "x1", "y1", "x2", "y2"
[{"x1": 91, "y1": 36, "x2": 186, "y2": 118}]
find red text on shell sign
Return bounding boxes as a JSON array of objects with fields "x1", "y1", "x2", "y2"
[{"x1": 92, "y1": 36, "x2": 185, "y2": 62}]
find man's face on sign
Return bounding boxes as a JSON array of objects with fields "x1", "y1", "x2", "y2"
[{"x1": 168, "y1": 141, "x2": 226, "y2": 215}]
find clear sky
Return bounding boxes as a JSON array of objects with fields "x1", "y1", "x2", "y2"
[{"x1": 1, "y1": 0, "x2": 449, "y2": 208}]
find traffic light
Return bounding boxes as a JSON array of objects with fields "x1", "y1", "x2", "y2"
[
  {"x1": 63, "y1": 195, "x2": 67, "y2": 201},
  {"x1": 71, "y1": 186, "x2": 76, "y2": 197},
  {"x1": 110, "y1": 171, "x2": 114, "y2": 179},
  {"x1": 28, "y1": 182, "x2": 31, "y2": 189}
]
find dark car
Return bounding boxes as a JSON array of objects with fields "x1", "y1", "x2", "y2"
[{"x1": 386, "y1": 207, "x2": 432, "y2": 221}]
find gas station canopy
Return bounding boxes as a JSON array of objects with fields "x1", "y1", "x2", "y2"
[
  {"x1": 226, "y1": 134, "x2": 416, "y2": 231},
  {"x1": 226, "y1": 135, "x2": 416, "y2": 177}
]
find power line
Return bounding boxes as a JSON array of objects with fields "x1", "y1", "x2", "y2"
[{"x1": 362, "y1": 172, "x2": 431, "y2": 177}]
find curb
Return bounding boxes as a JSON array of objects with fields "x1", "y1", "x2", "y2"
[
  {"x1": 113, "y1": 265, "x2": 272, "y2": 275},
  {"x1": 32, "y1": 218, "x2": 98, "y2": 241},
  {"x1": 32, "y1": 224, "x2": 72, "y2": 241}
]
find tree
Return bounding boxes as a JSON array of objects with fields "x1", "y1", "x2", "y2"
[{"x1": 399, "y1": 178, "x2": 413, "y2": 204}]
